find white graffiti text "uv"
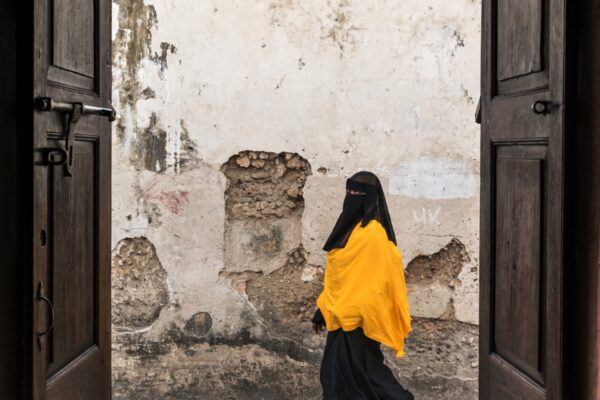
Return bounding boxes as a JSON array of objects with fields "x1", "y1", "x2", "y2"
[{"x1": 412, "y1": 206, "x2": 442, "y2": 225}]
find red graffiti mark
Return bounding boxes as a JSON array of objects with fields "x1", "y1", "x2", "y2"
[
  {"x1": 142, "y1": 178, "x2": 189, "y2": 215},
  {"x1": 158, "y1": 190, "x2": 189, "y2": 215}
]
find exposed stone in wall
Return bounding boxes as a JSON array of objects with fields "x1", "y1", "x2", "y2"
[
  {"x1": 221, "y1": 151, "x2": 312, "y2": 275},
  {"x1": 218, "y1": 151, "x2": 324, "y2": 355},
  {"x1": 406, "y1": 239, "x2": 470, "y2": 320},
  {"x1": 221, "y1": 246, "x2": 324, "y2": 345},
  {"x1": 112, "y1": 237, "x2": 169, "y2": 329},
  {"x1": 221, "y1": 151, "x2": 311, "y2": 219},
  {"x1": 406, "y1": 238, "x2": 467, "y2": 288},
  {"x1": 386, "y1": 318, "x2": 478, "y2": 400},
  {"x1": 245, "y1": 246, "x2": 323, "y2": 342}
]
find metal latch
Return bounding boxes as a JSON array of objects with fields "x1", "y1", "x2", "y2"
[{"x1": 34, "y1": 97, "x2": 116, "y2": 176}]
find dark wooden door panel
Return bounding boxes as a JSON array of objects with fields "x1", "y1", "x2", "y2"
[
  {"x1": 48, "y1": 0, "x2": 98, "y2": 92},
  {"x1": 493, "y1": 146, "x2": 546, "y2": 385},
  {"x1": 488, "y1": 355, "x2": 545, "y2": 400},
  {"x1": 495, "y1": 0, "x2": 549, "y2": 95},
  {"x1": 47, "y1": 347, "x2": 108, "y2": 400},
  {"x1": 53, "y1": 0, "x2": 95, "y2": 77},
  {"x1": 481, "y1": 0, "x2": 566, "y2": 398},
  {"x1": 33, "y1": 0, "x2": 112, "y2": 398},
  {"x1": 497, "y1": 0, "x2": 542, "y2": 80},
  {"x1": 47, "y1": 139, "x2": 98, "y2": 378}
]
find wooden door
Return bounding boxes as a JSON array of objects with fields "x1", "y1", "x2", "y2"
[
  {"x1": 480, "y1": 1, "x2": 569, "y2": 399},
  {"x1": 32, "y1": 0, "x2": 112, "y2": 399}
]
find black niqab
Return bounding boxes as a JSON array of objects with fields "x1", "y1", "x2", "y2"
[{"x1": 323, "y1": 171, "x2": 396, "y2": 251}]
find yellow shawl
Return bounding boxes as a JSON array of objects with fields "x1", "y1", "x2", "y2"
[{"x1": 316, "y1": 220, "x2": 412, "y2": 357}]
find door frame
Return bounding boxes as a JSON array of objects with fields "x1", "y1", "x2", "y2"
[
  {"x1": 1, "y1": 1, "x2": 599, "y2": 399},
  {"x1": 567, "y1": 0, "x2": 600, "y2": 397},
  {"x1": 0, "y1": 1, "x2": 35, "y2": 399}
]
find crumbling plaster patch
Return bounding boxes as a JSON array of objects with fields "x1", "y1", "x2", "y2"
[
  {"x1": 219, "y1": 151, "x2": 325, "y2": 350},
  {"x1": 112, "y1": 237, "x2": 169, "y2": 330},
  {"x1": 221, "y1": 246, "x2": 324, "y2": 347},
  {"x1": 112, "y1": 163, "x2": 252, "y2": 341},
  {"x1": 221, "y1": 151, "x2": 311, "y2": 275},
  {"x1": 406, "y1": 239, "x2": 469, "y2": 319}
]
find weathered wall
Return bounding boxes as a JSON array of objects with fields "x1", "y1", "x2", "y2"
[{"x1": 111, "y1": 0, "x2": 481, "y2": 398}]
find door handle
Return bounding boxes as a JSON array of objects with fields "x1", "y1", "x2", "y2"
[
  {"x1": 532, "y1": 100, "x2": 551, "y2": 115},
  {"x1": 35, "y1": 97, "x2": 116, "y2": 121},
  {"x1": 34, "y1": 97, "x2": 116, "y2": 176},
  {"x1": 37, "y1": 282, "x2": 55, "y2": 351}
]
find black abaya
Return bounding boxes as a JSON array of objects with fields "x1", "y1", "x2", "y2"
[{"x1": 313, "y1": 310, "x2": 414, "y2": 400}]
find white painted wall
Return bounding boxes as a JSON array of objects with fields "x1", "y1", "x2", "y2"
[{"x1": 112, "y1": 0, "x2": 481, "y2": 338}]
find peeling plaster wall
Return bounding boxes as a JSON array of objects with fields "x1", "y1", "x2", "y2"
[{"x1": 111, "y1": 0, "x2": 481, "y2": 398}]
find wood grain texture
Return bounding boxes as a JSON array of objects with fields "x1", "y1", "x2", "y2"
[
  {"x1": 53, "y1": 0, "x2": 95, "y2": 78},
  {"x1": 497, "y1": 0, "x2": 543, "y2": 81},
  {"x1": 31, "y1": 0, "x2": 112, "y2": 398},
  {"x1": 494, "y1": 157, "x2": 543, "y2": 384},
  {"x1": 48, "y1": 0, "x2": 97, "y2": 91},
  {"x1": 47, "y1": 141, "x2": 97, "y2": 378},
  {"x1": 481, "y1": 0, "x2": 568, "y2": 398}
]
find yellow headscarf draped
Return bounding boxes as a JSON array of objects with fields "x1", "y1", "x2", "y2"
[{"x1": 316, "y1": 220, "x2": 412, "y2": 357}]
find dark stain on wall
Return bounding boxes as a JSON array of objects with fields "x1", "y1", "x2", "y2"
[
  {"x1": 151, "y1": 42, "x2": 177, "y2": 80},
  {"x1": 249, "y1": 225, "x2": 284, "y2": 254},
  {"x1": 175, "y1": 119, "x2": 200, "y2": 173},
  {"x1": 137, "y1": 112, "x2": 168, "y2": 173},
  {"x1": 113, "y1": 0, "x2": 158, "y2": 140},
  {"x1": 140, "y1": 87, "x2": 156, "y2": 99},
  {"x1": 184, "y1": 312, "x2": 213, "y2": 337},
  {"x1": 114, "y1": 0, "x2": 190, "y2": 174}
]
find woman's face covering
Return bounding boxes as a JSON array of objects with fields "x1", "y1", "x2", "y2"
[{"x1": 342, "y1": 191, "x2": 365, "y2": 214}]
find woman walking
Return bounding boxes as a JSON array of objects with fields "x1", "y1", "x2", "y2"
[{"x1": 312, "y1": 171, "x2": 414, "y2": 400}]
